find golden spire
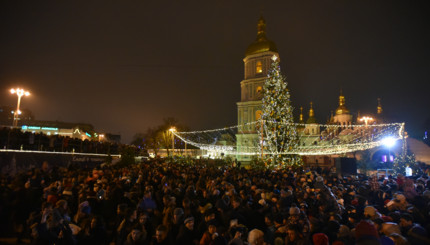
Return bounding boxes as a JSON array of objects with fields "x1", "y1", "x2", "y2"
[
  {"x1": 307, "y1": 102, "x2": 317, "y2": 124},
  {"x1": 257, "y1": 16, "x2": 267, "y2": 41},
  {"x1": 377, "y1": 98, "x2": 383, "y2": 114},
  {"x1": 309, "y1": 102, "x2": 315, "y2": 117},
  {"x1": 339, "y1": 89, "x2": 345, "y2": 107},
  {"x1": 299, "y1": 106, "x2": 304, "y2": 123}
]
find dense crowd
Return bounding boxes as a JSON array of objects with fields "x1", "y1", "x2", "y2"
[
  {"x1": 0, "y1": 127, "x2": 120, "y2": 154},
  {"x1": 1, "y1": 159, "x2": 430, "y2": 245}
]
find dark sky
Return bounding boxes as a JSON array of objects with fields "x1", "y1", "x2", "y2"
[{"x1": 1, "y1": 1, "x2": 429, "y2": 143}]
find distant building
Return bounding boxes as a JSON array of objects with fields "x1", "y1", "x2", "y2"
[
  {"x1": 20, "y1": 120, "x2": 98, "y2": 141},
  {"x1": 1, "y1": 104, "x2": 121, "y2": 143}
]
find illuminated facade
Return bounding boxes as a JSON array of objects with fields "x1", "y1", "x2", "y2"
[
  {"x1": 236, "y1": 17, "x2": 279, "y2": 162},
  {"x1": 235, "y1": 17, "x2": 390, "y2": 166}
]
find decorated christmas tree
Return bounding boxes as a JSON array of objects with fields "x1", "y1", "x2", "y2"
[
  {"x1": 393, "y1": 153, "x2": 423, "y2": 176},
  {"x1": 261, "y1": 55, "x2": 302, "y2": 167}
]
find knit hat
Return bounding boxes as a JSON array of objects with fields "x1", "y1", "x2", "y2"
[
  {"x1": 355, "y1": 220, "x2": 379, "y2": 241},
  {"x1": 184, "y1": 216, "x2": 194, "y2": 224},
  {"x1": 312, "y1": 233, "x2": 329, "y2": 245}
]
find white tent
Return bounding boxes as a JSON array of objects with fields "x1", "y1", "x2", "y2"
[{"x1": 407, "y1": 138, "x2": 430, "y2": 165}]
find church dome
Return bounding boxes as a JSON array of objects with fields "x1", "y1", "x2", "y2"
[
  {"x1": 245, "y1": 16, "x2": 278, "y2": 57},
  {"x1": 335, "y1": 91, "x2": 350, "y2": 115},
  {"x1": 335, "y1": 105, "x2": 350, "y2": 115}
]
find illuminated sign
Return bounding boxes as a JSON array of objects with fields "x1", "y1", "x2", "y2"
[
  {"x1": 21, "y1": 125, "x2": 58, "y2": 131},
  {"x1": 41, "y1": 127, "x2": 58, "y2": 131},
  {"x1": 85, "y1": 132, "x2": 91, "y2": 137}
]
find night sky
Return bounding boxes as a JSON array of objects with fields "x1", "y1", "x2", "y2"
[{"x1": 1, "y1": 1, "x2": 429, "y2": 143}]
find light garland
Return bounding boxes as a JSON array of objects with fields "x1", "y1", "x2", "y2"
[{"x1": 173, "y1": 121, "x2": 405, "y2": 156}]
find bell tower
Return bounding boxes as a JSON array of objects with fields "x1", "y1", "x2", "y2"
[{"x1": 236, "y1": 16, "x2": 279, "y2": 162}]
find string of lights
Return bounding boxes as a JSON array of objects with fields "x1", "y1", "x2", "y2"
[{"x1": 173, "y1": 121, "x2": 405, "y2": 156}]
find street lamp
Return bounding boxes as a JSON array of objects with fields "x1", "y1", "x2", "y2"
[
  {"x1": 169, "y1": 127, "x2": 176, "y2": 156},
  {"x1": 359, "y1": 116, "x2": 374, "y2": 127},
  {"x1": 10, "y1": 88, "x2": 30, "y2": 127}
]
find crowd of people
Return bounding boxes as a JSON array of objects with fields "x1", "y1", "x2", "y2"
[
  {"x1": 1, "y1": 159, "x2": 430, "y2": 245},
  {"x1": 0, "y1": 127, "x2": 121, "y2": 154}
]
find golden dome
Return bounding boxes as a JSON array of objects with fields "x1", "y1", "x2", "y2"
[
  {"x1": 245, "y1": 16, "x2": 278, "y2": 56},
  {"x1": 335, "y1": 105, "x2": 350, "y2": 115},
  {"x1": 335, "y1": 91, "x2": 350, "y2": 115}
]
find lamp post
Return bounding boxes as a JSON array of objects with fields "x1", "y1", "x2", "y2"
[
  {"x1": 359, "y1": 116, "x2": 374, "y2": 127},
  {"x1": 169, "y1": 127, "x2": 176, "y2": 156},
  {"x1": 10, "y1": 88, "x2": 30, "y2": 127}
]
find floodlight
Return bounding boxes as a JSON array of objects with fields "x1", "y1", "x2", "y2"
[{"x1": 382, "y1": 137, "x2": 396, "y2": 148}]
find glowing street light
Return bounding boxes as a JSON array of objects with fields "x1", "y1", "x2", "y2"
[
  {"x1": 169, "y1": 127, "x2": 176, "y2": 156},
  {"x1": 359, "y1": 116, "x2": 374, "y2": 126},
  {"x1": 382, "y1": 136, "x2": 397, "y2": 163},
  {"x1": 382, "y1": 136, "x2": 396, "y2": 148},
  {"x1": 10, "y1": 88, "x2": 30, "y2": 127}
]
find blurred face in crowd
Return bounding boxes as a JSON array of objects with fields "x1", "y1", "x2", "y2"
[
  {"x1": 208, "y1": 225, "x2": 216, "y2": 234},
  {"x1": 232, "y1": 200, "x2": 240, "y2": 209},
  {"x1": 131, "y1": 229, "x2": 141, "y2": 241},
  {"x1": 264, "y1": 217, "x2": 272, "y2": 226},
  {"x1": 287, "y1": 229, "x2": 297, "y2": 241},
  {"x1": 139, "y1": 213, "x2": 148, "y2": 224},
  {"x1": 155, "y1": 230, "x2": 166, "y2": 242},
  {"x1": 185, "y1": 220, "x2": 194, "y2": 230}
]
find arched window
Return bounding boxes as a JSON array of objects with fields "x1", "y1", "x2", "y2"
[{"x1": 256, "y1": 61, "x2": 263, "y2": 73}]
